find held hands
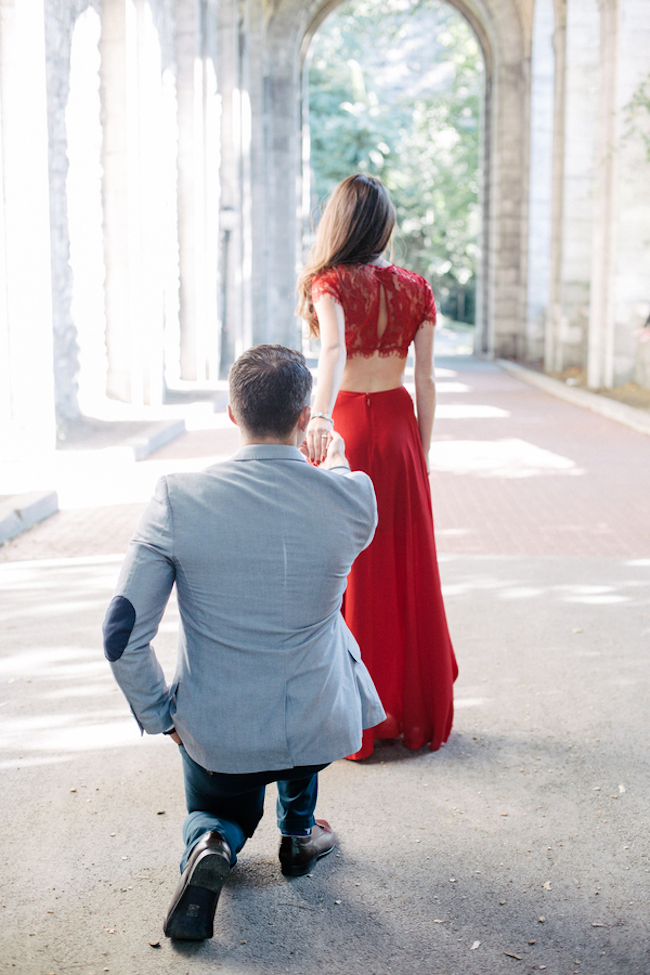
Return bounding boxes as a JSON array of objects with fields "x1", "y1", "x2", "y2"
[
  {"x1": 304, "y1": 415, "x2": 334, "y2": 465},
  {"x1": 321, "y1": 432, "x2": 348, "y2": 470},
  {"x1": 301, "y1": 425, "x2": 348, "y2": 470}
]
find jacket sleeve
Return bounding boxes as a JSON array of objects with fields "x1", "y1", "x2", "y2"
[
  {"x1": 328, "y1": 467, "x2": 378, "y2": 552},
  {"x1": 102, "y1": 477, "x2": 176, "y2": 734}
]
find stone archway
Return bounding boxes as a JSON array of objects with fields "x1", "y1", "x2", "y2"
[{"x1": 248, "y1": 0, "x2": 530, "y2": 358}]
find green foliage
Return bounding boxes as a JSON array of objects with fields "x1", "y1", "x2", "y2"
[{"x1": 307, "y1": 0, "x2": 483, "y2": 322}]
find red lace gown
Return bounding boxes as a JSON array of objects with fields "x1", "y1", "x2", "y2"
[{"x1": 312, "y1": 263, "x2": 458, "y2": 759}]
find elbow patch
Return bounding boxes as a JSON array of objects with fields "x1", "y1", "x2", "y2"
[{"x1": 103, "y1": 596, "x2": 136, "y2": 662}]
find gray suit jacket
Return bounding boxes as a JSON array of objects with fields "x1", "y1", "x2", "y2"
[{"x1": 103, "y1": 444, "x2": 385, "y2": 773}]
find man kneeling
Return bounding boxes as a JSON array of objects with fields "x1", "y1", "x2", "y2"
[{"x1": 102, "y1": 344, "x2": 384, "y2": 940}]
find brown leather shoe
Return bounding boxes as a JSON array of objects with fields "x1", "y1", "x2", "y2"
[
  {"x1": 163, "y1": 831, "x2": 231, "y2": 940},
  {"x1": 279, "y1": 819, "x2": 335, "y2": 877}
]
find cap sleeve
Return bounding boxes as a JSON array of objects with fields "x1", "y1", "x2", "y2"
[
  {"x1": 420, "y1": 280, "x2": 437, "y2": 327},
  {"x1": 312, "y1": 268, "x2": 343, "y2": 306}
]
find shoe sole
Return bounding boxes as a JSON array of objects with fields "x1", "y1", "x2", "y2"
[
  {"x1": 163, "y1": 850, "x2": 230, "y2": 941},
  {"x1": 280, "y1": 842, "x2": 335, "y2": 878}
]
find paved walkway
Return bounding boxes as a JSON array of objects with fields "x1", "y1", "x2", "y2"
[
  {"x1": 429, "y1": 359, "x2": 649, "y2": 557},
  {"x1": 0, "y1": 357, "x2": 649, "y2": 975},
  {"x1": 2, "y1": 357, "x2": 647, "y2": 563}
]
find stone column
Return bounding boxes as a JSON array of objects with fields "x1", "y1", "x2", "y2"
[
  {"x1": 437, "y1": 4, "x2": 495, "y2": 360},
  {"x1": 487, "y1": 57, "x2": 529, "y2": 360},
  {"x1": 616, "y1": 0, "x2": 650, "y2": 389},
  {"x1": 67, "y1": 7, "x2": 107, "y2": 416},
  {"x1": 247, "y1": 6, "x2": 271, "y2": 348},
  {"x1": 0, "y1": 0, "x2": 56, "y2": 457},
  {"x1": 526, "y1": 0, "x2": 555, "y2": 363},
  {"x1": 473, "y1": 62, "x2": 491, "y2": 358},
  {"x1": 546, "y1": 0, "x2": 600, "y2": 373},
  {"x1": 587, "y1": 0, "x2": 619, "y2": 389},
  {"x1": 468, "y1": 1, "x2": 528, "y2": 362},
  {"x1": 545, "y1": 0, "x2": 565, "y2": 372},
  {"x1": 100, "y1": 0, "x2": 169, "y2": 405},
  {"x1": 100, "y1": 0, "x2": 135, "y2": 403},
  {"x1": 261, "y1": 48, "x2": 303, "y2": 350},
  {"x1": 217, "y1": 0, "x2": 252, "y2": 372},
  {"x1": 588, "y1": 0, "x2": 650, "y2": 389},
  {"x1": 176, "y1": 0, "x2": 221, "y2": 384},
  {"x1": 258, "y1": 2, "x2": 330, "y2": 352}
]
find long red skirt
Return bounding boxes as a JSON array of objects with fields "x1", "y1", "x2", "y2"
[{"x1": 334, "y1": 386, "x2": 458, "y2": 760}]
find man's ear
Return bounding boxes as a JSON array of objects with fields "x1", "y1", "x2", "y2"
[
  {"x1": 227, "y1": 404, "x2": 238, "y2": 427},
  {"x1": 297, "y1": 404, "x2": 312, "y2": 432}
]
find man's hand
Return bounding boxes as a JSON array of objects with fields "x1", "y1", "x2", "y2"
[
  {"x1": 168, "y1": 731, "x2": 182, "y2": 745},
  {"x1": 321, "y1": 432, "x2": 349, "y2": 470}
]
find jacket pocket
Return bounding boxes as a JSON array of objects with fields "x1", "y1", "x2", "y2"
[{"x1": 345, "y1": 632, "x2": 362, "y2": 663}]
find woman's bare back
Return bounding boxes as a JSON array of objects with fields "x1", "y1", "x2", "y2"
[
  {"x1": 339, "y1": 277, "x2": 408, "y2": 392},
  {"x1": 340, "y1": 349, "x2": 407, "y2": 393}
]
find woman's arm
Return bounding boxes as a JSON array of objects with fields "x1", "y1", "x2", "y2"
[
  {"x1": 306, "y1": 295, "x2": 347, "y2": 464},
  {"x1": 412, "y1": 321, "x2": 436, "y2": 470}
]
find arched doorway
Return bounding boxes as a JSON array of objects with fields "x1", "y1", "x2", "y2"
[{"x1": 254, "y1": 0, "x2": 527, "y2": 359}]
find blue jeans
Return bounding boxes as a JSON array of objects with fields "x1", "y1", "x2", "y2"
[{"x1": 179, "y1": 744, "x2": 328, "y2": 872}]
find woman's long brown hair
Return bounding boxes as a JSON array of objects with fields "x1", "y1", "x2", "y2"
[{"x1": 296, "y1": 174, "x2": 396, "y2": 336}]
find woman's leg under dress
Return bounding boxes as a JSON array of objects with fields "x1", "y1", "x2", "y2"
[{"x1": 333, "y1": 387, "x2": 458, "y2": 759}]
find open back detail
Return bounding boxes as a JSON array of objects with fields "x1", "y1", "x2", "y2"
[{"x1": 311, "y1": 263, "x2": 436, "y2": 358}]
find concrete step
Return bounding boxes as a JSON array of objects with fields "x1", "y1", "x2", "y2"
[{"x1": 0, "y1": 491, "x2": 59, "y2": 544}]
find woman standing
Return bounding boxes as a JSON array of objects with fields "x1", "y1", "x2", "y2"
[{"x1": 297, "y1": 173, "x2": 457, "y2": 760}]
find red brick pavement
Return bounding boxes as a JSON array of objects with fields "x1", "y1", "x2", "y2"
[
  {"x1": 1, "y1": 359, "x2": 648, "y2": 561},
  {"x1": 430, "y1": 359, "x2": 650, "y2": 557}
]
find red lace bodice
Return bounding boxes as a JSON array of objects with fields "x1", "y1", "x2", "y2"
[{"x1": 311, "y1": 263, "x2": 436, "y2": 359}]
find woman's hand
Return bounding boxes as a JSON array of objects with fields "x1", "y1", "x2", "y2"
[{"x1": 304, "y1": 416, "x2": 334, "y2": 465}]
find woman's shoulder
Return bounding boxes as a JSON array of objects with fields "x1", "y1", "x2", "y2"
[
  {"x1": 312, "y1": 265, "x2": 340, "y2": 283},
  {"x1": 313, "y1": 263, "x2": 370, "y2": 280},
  {"x1": 311, "y1": 265, "x2": 344, "y2": 302},
  {"x1": 386, "y1": 265, "x2": 436, "y2": 323},
  {"x1": 311, "y1": 263, "x2": 372, "y2": 300},
  {"x1": 388, "y1": 264, "x2": 432, "y2": 289}
]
